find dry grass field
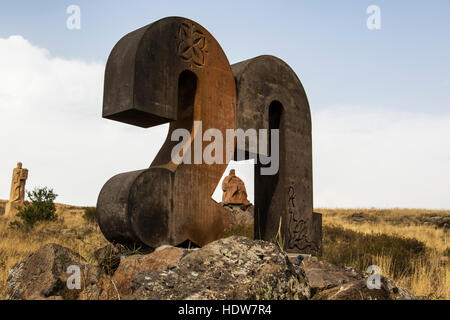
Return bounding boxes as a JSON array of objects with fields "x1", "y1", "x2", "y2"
[
  {"x1": 317, "y1": 208, "x2": 449, "y2": 300},
  {"x1": 0, "y1": 200, "x2": 109, "y2": 299},
  {"x1": 0, "y1": 201, "x2": 448, "y2": 299}
]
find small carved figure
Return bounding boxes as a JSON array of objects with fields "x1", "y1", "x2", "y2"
[
  {"x1": 222, "y1": 169, "x2": 250, "y2": 206},
  {"x1": 4, "y1": 162, "x2": 28, "y2": 217}
]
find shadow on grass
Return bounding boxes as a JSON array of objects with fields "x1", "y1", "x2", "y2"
[{"x1": 322, "y1": 224, "x2": 426, "y2": 278}]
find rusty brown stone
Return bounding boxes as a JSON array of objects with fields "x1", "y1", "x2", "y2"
[
  {"x1": 96, "y1": 17, "x2": 322, "y2": 255},
  {"x1": 221, "y1": 169, "x2": 250, "y2": 205},
  {"x1": 111, "y1": 246, "x2": 185, "y2": 297},
  {"x1": 97, "y1": 17, "x2": 236, "y2": 248},
  {"x1": 232, "y1": 56, "x2": 322, "y2": 255},
  {"x1": 79, "y1": 246, "x2": 185, "y2": 300}
]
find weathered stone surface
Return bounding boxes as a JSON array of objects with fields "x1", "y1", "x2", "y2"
[
  {"x1": 4, "y1": 162, "x2": 28, "y2": 217},
  {"x1": 78, "y1": 276, "x2": 117, "y2": 300},
  {"x1": 7, "y1": 243, "x2": 99, "y2": 300},
  {"x1": 113, "y1": 246, "x2": 186, "y2": 297},
  {"x1": 232, "y1": 56, "x2": 321, "y2": 255},
  {"x1": 79, "y1": 245, "x2": 186, "y2": 300},
  {"x1": 128, "y1": 236, "x2": 310, "y2": 300},
  {"x1": 300, "y1": 257, "x2": 364, "y2": 295},
  {"x1": 291, "y1": 255, "x2": 418, "y2": 300},
  {"x1": 223, "y1": 204, "x2": 254, "y2": 226},
  {"x1": 222, "y1": 170, "x2": 250, "y2": 205},
  {"x1": 97, "y1": 16, "x2": 236, "y2": 249},
  {"x1": 311, "y1": 276, "x2": 419, "y2": 300},
  {"x1": 221, "y1": 205, "x2": 254, "y2": 239},
  {"x1": 7, "y1": 238, "x2": 420, "y2": 300}
]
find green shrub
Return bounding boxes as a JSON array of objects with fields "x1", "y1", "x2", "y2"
[
  {"x1": 83, "y1": 207, "x2": 97, "y2": 223},
  {"x1": 9, "y1": 187, "x2": 58, "y2": 229}
]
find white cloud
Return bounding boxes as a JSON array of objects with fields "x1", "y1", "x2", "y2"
[
  {"x1": 0, "y1": 35, "x2": 168, "y2": 205},
  {"x1": 312, "y1": 106, "x2": 450, "y2": 209},
  {"x1": 1, "y1": 36, "x2": 449, "y2": 209}
]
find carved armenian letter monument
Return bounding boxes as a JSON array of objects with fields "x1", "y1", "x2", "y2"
[
  {"x1": 97, "y1": 17, "x2": 236, "y2": 247},
  {"x1": 232, "y1": 56, "x2": 322, "y2": 255},
  {"x1": 5, "y1": 162, "x2": 28, "y2": 217},
  {"x1": 97, "y1": 16, "x2": 321, "y2": 255}
]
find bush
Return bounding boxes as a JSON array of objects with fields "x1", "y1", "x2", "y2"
[
  {"x1": 83, "y1": 207, "x2": 97, "y2": 223},
  {"x1": 9, "y1": 187, "x2": 58, "y2": 229}
]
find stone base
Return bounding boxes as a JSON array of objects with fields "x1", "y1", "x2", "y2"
[
  {"x1": 221, "y1": 202, "x2": 252, "y2": 211},
  {"x1": 4, "y1": 201, "x2": 22, "y2": 218}
]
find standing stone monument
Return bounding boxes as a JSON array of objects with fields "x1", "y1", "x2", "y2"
[
  {"x1": 96, "y1": 16, "x2": 321, "y2": 255},
  {"x1": 97, "y1": 17, "x2": 236, "y2": 248},
  {"x1": 222, "y1": 170, "x2": 250, "y2": 206},
  {"x1": 5, "y1": 162, "x2": 28, "y2": 217},
  {"x1": 232, "y1": 56, "x2": 322, "y2": 255}
]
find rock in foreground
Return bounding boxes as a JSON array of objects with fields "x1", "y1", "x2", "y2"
[
  {"x1": 80, "y1": 245, "x2": 187, "y2": 300},
  {"x1": 298, "y1": 257, "x2": 417, "y2": 300},
  {"x1": 129, "y1": 236, "x2": 310, "y2": 300},
  {"x1": 6, "y1": 237, "x2": 420, "y2": 300},
  {"x1": 311, "y1": 277, "x2": 418, "y2": 300},
  {"x1": 7, "y1": 243, "x2": 98, "y2": 300}
]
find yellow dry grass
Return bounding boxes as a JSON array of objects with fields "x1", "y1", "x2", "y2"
[
  {"x1": 319, "y1": 208, "x2": 449, "y2": 252},
  {"x1": 317, "y1": 208, "x2": 450, "y2": 300},
  {"x1": 1, "y1": 202, "x2": 448, "y2": 300},
  {"x1": 0, "y1": 202, "x2": 109, "y2": 299}
]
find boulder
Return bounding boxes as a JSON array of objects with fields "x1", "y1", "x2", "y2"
[
  {"x1": 7, "y1": 237, "x2": 420, "y2": 301},
  {"x1": 221, "y1": 205, "x2": 254, "y2": 239},
  {"x1": 311, "y1": 276, "x2": 419, "y2": 300},
  {"x1": 300, "y1": 256, "x2": 364, "y2": 295},
  {"x1": 78, "y1": 276, "x2": 117, "y2": 300},
  {"x1": 79, "y1": 245, "x2": 186, "y2": 300},
  {"x1": 112, "y1": 246, "x2": 186, "y2": 297},
  {"x1": 128, "y1": 236, "x2": 310, "y2": 300},
  {"x1": 7, "y1": 243, "x2": 99, "y2": 300},
  {"x1": 223, "y1": 204, "x2": 254, "y2": 225}
]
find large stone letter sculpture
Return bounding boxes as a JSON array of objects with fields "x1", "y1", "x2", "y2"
[
  {"x1": 232, "y1": 56, "x2": 322, "y2": 255},
  {"x1": 5, "y1": 162, "x2": 28, "y2": 217},
  {"x1": 97, "y1": 17, "x2": 236, "y2": 247}
]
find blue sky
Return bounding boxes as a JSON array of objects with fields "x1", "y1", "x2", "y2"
[
  {"x1": 1, "y1": 0, "x2": 449, "y2": 114},
  {"x1": 0, "y1": 1, "x2": 449, "y2": 208}
]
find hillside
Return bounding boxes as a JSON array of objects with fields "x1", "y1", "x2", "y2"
[{"x1": 0, "y1": 202, "x2": 448, "y2": 299}]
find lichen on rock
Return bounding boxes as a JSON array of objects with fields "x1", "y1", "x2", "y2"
[
  {"x1": 6, "y1": 236, "x2": 420, "y2": 300},
  {"x1": 7, "y1": 243, "x2": 99, "y2": 300},
  {"x1": 128, "y1": 236, "x2": 310, "y2": 300}
]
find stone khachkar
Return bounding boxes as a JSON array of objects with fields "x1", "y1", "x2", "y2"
[
  {"x1": 5, "y1": 162, "x2": 28, "y2": 217},
  {"x1": 222, "y1": 170, "x2": 250, "y2": 206},
  {"x1": 97, "y1": 17, "x2": 321, "y2": 255}
]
